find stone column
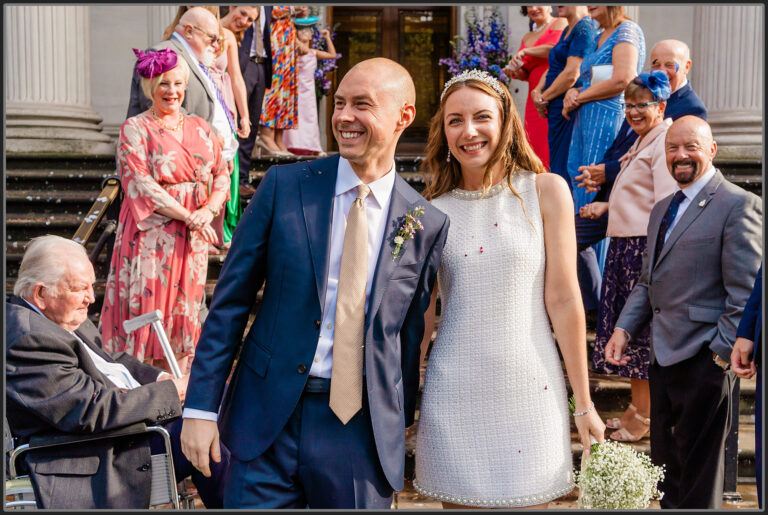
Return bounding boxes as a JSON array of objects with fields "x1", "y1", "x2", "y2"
[
  {"x1": 147, "y1": 5, "x2": 180, "y2": 46},
  {"x1": 6, "y1": 5, "x2": 113, "y2": 156},
  {"x1": 692, "y1": 5, "x2": 763, "y2": 158}
]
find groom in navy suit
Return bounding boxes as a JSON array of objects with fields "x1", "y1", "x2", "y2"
[{"x1": 180, "y1": 57, "x2": 449, "y2": 508}]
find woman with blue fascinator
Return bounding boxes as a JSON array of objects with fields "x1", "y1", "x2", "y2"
[
  {"x1": 100, "y1": 48, "x2": 229, "y2": 374},
  {"x1": 580, "y1": 70, "x2": 677, "y2": 442}
]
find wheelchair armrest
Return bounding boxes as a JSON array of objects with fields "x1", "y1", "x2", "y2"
[
  {"x1": 10, "y1": 423, "x2": 173, "y2": 481},
  {"x1": 27, "y1": 422, "x2": 151, "y2": 450}
]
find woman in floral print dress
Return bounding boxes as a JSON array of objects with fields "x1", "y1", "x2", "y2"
[
  {"x1": 100, "y1": 49, "x2": 229, "y2": 373},
  {"x1": 258, "y1": 5, "x2": 308, "y2": 155}
]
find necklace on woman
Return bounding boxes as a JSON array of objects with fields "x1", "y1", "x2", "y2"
[
  {"x1": 533, "y1": 18, "x2": 552, "y2": 33},
  {"x1": 150, "y1": 107, "x2": 184, "y2": 132}
]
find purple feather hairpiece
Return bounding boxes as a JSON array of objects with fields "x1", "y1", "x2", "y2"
[{"x1": 133, "y1": 48, "x2": 178, "y2": 79}]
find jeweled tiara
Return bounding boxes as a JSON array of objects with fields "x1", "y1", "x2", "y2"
[{"x1": 440, "y1": 69, "x2": 505, "y2": 101}]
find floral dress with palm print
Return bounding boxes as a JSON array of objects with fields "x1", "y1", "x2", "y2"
[
  {"x1": 100, "y1": 112, "x2": 229, "y2": 364},
  {"x1": 259, "y1": 5, "x2": 298, "y2": 129}
]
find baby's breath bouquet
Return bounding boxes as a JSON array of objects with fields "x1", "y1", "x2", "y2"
[
  {"x1": 576, "y1": 440, "x2": 665, "y2": 509},
  {"x1": 567, "y1": 396, "x2": 664, "y2": 509}
]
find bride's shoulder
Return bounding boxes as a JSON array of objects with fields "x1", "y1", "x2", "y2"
[{"x1": 534, "y1": 172, "x2": 573, "y2": 215}]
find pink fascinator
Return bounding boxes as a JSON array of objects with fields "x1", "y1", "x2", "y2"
[{"x1": 133, "y1": 48, "x2": 179, "y2": 79}]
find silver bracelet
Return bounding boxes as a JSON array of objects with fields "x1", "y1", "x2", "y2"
[{"x1": 572, "y1": 401, "x2": 595, "y2": 417}]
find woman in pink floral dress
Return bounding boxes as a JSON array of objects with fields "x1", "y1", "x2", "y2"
[{"x1": 100, "y1": 48, "x2": 230, "y2": 373}]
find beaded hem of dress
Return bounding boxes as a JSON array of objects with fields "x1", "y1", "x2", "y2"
[{"x1": 412, "y1": 479, "x2": 575, "y2": 507}]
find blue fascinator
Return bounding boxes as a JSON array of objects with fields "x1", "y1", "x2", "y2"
[{"x1": 632, "y1": 70, "x2": 671, "y2": 102}]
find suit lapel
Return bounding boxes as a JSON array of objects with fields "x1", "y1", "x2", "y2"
[
  {"x1": 301, "y1": 155, "x2": 339, "y2": 306},
  {"x1": 74, "y1": 325, "x2": 114, "y2": 363},
  {"x1": 655, "y1": 170, "x2": 723, "y2": 267},
  {"x1": 169, "y1": 38, "x2": 213, "y2": 101},
  {"x1": 366, "y1": 175, "x2": 419, "y2": 331}
]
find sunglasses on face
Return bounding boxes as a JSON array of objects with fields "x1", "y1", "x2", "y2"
[{"x1": 189, "y1": 25, "x2": 220, "y2": 45}]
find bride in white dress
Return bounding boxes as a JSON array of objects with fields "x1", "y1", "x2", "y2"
[{"x1": 413, "y1": 70, "x2": 606, "y2": 509}]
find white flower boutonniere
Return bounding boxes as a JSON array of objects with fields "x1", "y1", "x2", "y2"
[{"x1": 392, "y1": 206, "x2": 425, "y2": 260}]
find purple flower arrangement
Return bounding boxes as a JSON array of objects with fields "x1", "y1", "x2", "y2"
[
  {"x1": 438, "y1": 7, "x2": 513, "y2": 85},
  {"x1": 312, "y1": 24, "x2": 341, "y2": 100}
]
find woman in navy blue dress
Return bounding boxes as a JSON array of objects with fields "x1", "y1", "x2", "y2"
[{"x1": 530, "y1": 6, "x2": 598, "y2": 190}]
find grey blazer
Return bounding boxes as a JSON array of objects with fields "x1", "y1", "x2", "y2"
[
  {"x1": 5, "y1": 296, "x2": 182, "y2": 509},
  {"x1": 126, "y1": 36, "x2": 215, "y2": 124},
  {"x1": 616, "y1": 170, "x2": 762, "y2": 366}
]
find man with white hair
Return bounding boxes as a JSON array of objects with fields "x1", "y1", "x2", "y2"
[{"x1": 5, "y1": 235, "x2": 229, "y2": 509}]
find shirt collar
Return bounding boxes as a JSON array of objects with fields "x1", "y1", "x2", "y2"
[
  {"x1": 20, "y1": 297, "x2": 82, "y2": 338},
  {"x1": 170, "y1": 32, "x2": 199, "y2": 64},
  {"x1": 673, "y1": 78, "x2": 689, "y2": 94},
  {"x1": 677, "y1": 165, "x2": 716, "y2": 200},
  {"x1": 335, "y1": 156, "x2": 396, "y2": 210}
]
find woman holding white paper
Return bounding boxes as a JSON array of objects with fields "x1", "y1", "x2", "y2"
[{"x1": 561, "y1": 5, "x2": 645, "y2": 213}]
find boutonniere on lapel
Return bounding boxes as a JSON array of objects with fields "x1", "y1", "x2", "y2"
[
  {"x1": 698, "y1": 199, "x2": 707, "y2": 208},
  {"x1": 392, "y1": 206, "x2": 425, "y2": 261}
]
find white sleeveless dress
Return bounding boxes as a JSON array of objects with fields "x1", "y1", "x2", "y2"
[{"x1": 413, "y1": 172, "x2": 574, "y2": 507}]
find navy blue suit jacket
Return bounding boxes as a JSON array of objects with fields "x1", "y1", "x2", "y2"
[
  {"x1": 594, "y1": 83, "x2": 708, "y2": 201},
  {"x1": 737, "y1": 265, "x2": 762, "y2": 363},
  {"x1": 239, "y1": 7, "x2": 272, "y2": 82},
  {"x1": 185, "y1": 155, "x2": 449, "y2": 490}
]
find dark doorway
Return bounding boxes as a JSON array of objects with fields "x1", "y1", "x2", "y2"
[{"x1": 326, "y1": 6, "x2": 456, "y2": 154}]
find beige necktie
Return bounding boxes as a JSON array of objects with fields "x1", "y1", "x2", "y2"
[
  {"x1": 330, "y1": 184, "x2": 370, "y2": 424},
  {"x1": 252, "y1": 18, "x2": 264, "y2": 59}
]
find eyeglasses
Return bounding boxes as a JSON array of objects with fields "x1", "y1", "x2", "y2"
[
  {"x1": 189, "y1": 25, "x2": 220, "y2": 45},
  {"x1": 624, "y1": 101, "x2": 660, "y2": 113}
]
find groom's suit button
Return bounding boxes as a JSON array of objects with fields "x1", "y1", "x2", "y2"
[
  {"x1": 297, "y1": 364, "x2": 307, "y2": 374},
  {"x1": 314, "y1": 320, "x2": 321, "y2": 329}
]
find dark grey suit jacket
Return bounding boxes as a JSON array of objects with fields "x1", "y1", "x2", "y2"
[
  {"x1": 616, "y1": 170, "x2": 763, "y2": 366},
  {"x1": 126, "y1": 35, "x2": 215, "y2": 124},
  {"x1": 5, "y1": 296, "x2": 182, "y2": 509}
]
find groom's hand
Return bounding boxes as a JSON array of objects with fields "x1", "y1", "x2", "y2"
[{"x1": 180, "y1": 418, "x2": 221, "y2": 478}]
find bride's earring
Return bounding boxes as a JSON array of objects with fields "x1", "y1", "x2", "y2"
[{"x1": 446, "y1": 148, "x2": 451, "y2": 163}]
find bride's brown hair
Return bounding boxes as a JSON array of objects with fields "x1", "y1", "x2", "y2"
[{"x1": 421, "y1": 77, "x2": 546, "y2": 203}]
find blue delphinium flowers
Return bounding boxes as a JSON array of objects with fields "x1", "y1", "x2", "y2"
[{"x1": 439, "y1": 7, "x2": 512, "y2": 85}]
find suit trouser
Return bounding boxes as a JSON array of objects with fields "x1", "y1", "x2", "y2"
[
  {"x1": 222, "y1": 378, "x2": 393, "y2": 509},
  {"x1": 149, "y1": 418, "x2": 230, "y2": 509},
  {"x1": 649, "y1": 345, "x2": 734, "y2": 509},
  {"x1": 237, "y1": 60, "x2": 267, "y2": 185}
]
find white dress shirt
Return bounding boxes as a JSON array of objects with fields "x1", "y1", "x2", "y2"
[
  {"x1": 183, "y1": 157, "x2": 397, "y2": 422},
  {"x1": 250, "y1": 7, "x2": 268, "y2": 59},
  {"x1": 171, "y1": 32, "x2": 238, "y2": 162},
  {"x1": 664, "y1": 165, "x2": 716, "y2": 243}
]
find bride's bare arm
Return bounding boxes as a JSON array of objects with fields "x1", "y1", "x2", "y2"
[{"x1": 536, "y1": 172, "x2": 606, "y2": 452}]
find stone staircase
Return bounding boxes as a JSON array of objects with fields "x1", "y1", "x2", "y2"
[{"x1": 4, "y1": 152, "x2": 762, "y2": 489}]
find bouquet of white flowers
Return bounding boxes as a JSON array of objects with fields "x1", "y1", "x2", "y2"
[{"x1": 575, "y1": 439, "x2": 665, "y2": 509}]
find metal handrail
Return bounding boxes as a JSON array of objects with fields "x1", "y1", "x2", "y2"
[{"x1": 72, "y1": 176, "x2": 121, "y2": 248}]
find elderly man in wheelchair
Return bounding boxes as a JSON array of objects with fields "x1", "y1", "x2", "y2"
[{"x1": 5, "y1": 235, "x2": 229, "y2": 509}]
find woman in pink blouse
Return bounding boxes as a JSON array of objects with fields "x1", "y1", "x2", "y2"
[
  {"x1": 579, "y1": 71, "x2": 676, "y2": 442},
  {"x1": 100, "y1": 49, "x2": 230, "y2": 373}
]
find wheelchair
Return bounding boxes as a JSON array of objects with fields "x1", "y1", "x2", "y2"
[{"x1": 4, "y1": 419, "x2": 197, "y2": 509}]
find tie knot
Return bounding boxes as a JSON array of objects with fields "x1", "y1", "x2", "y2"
[
  {"x1": 672, "y1": 190, "x2": 686, "y2": 204},
  {"x1": 356, "y1": 184, "x2": 371, "y2": 200}
]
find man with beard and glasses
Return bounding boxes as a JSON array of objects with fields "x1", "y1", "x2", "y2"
[{"x1": 604, "y1": 116, "x2": 762, "y2": 509}]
